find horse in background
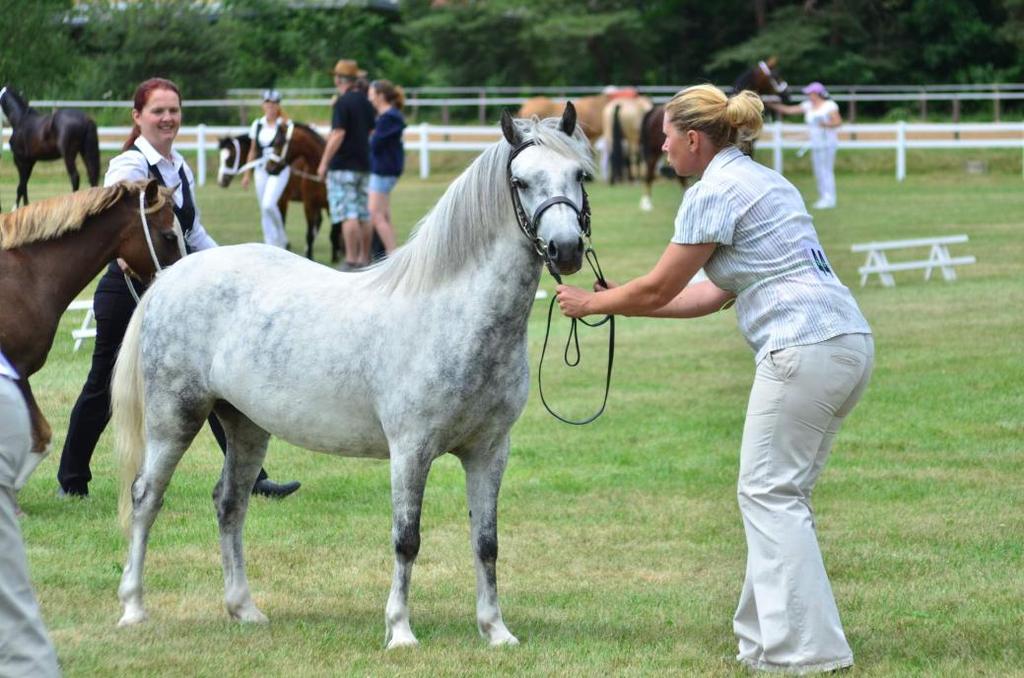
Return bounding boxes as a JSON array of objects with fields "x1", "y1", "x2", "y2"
[
  {"x1": 632, "y1": 61, "x2": 790, "y2": 211},
  {"x1": 263, "y1": 122, "x2": 384, "y2": 263},
  {"x1": 216, "y1": 133, "x2": 327, "y2": 260},
  {"x1": 0, "y1": 85, "x2": 100, "y2": 208},
  {"x1": 111, "y1": 105, "x2": 593, "y2": 648},
  {"x1": 516, "y1": 94, "x2": 607, "y2": 143},
  {"x1": 733, "y1": 57, "x2": 791, "y2": 111},
  {"x1": 0, "y1": 180, "x2": 182, "y2": 456},
  {"x1": 637, "y1": 105, "x2": 685, "y2": 212},
  {"x1": 602, "y1": 93, "x2": 653, "y2": 185}
]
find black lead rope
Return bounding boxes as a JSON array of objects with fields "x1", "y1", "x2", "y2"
[
  {"x1": 537, "y1": 246, "x2": 615, "y2": 425},
  {"x1": 506, "y1": 136, "x2": 615, "y2": 424}
]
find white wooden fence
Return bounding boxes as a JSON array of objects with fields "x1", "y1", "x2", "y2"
[{"x1": 3, "y1": 121, "x2": 1023, "y2": 184}]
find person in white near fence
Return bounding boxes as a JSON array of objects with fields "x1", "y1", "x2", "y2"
[
  {"x1": 769, "y1": 82, "x2": 841, "y2": 209},
  {"x1": 556, "y1": 84, "x2": 873, "y2": 675},
  {"x1": 0, "y1": 348, "x2": 60, "y2": 678},
  {"x1": 241, "y1": 89, "x2": 291, "y2": 248}
]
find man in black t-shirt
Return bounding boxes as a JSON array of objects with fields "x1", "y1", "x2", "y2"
[{"x1": 317, "y1": 59, "x2": 377, "y2": 269}]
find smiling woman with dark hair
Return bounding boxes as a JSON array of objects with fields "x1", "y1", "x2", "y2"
[{"x1": 57, "y1": 78, "x2": 301, "y2": 501}]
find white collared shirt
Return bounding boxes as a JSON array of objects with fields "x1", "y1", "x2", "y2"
[
  {"x1": 105, "y1": 136, "x2": 217, "y2": 251},
  {"x1": 0, "y1": 349, "x2": 18, "y2": 380},
  {"x1": 672, "y1": 146, "x2": 870, "y2": 363}
]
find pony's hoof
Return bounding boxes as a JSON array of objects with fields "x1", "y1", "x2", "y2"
[
  {"x1": 117, "y1": 609, "x2": 147, "y2": 627},
  {"x1": 229, "y1": 605, "x2": 269, "y2": 624},
  {"x1": 490, "y1": 634, "x2": 520, "y2": 647},
  {"x1": 386, "y1": 635, "x2": 419, "y2": 650},
  {"x1": 639, "y1": 196, "x2": 653, "y2": 212}
]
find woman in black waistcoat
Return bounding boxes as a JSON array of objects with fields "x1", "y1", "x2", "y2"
[{"x1": 57, "y1": 78, "x2": 300, "y2": 499}]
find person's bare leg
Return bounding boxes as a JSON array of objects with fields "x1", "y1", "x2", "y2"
[
  {"x1": 370, "y1": 191, "x2": 397, "y2": 254},
  {"x1": 342, "y1": 217, "x2": 364, "y2": 266}
]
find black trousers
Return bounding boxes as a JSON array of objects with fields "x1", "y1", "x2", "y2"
[{"x1": 57, "y1": 273, "x2": 268, "y2": 494}]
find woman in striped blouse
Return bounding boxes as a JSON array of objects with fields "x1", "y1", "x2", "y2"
[{"x1": 556, "y1": 84, "x2": 873, "y2": 675}]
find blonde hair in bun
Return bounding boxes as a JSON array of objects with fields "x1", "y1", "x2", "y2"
[{"x1": 665, "y1": 84, "x2": 764, "y2": 154}]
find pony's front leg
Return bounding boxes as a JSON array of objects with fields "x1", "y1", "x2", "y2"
[
  {"x1": 213, "y1": 410, "x2": 271, "y2": 624},
  {"x1": 384, "y1": 451, "x2": 432, "y2": 649},
  {"x1": 460, "y1": 436, "x2": 518, "y2": 646}
]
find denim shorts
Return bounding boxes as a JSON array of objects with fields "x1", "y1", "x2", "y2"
[
  {"x1": 327, "y1": 170, "x2": 369, "y2": 222},
  {"x1": 368, "y1": 174, "x2": 399, "y2": 195}
]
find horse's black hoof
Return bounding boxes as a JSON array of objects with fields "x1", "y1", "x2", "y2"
[{"x1": 252, "y1": 479, "x2": 301, "y2": 499}]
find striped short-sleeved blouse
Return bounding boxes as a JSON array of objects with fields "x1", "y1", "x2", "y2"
[{"x1": 672, "y1": 146, "x2": 870, "y2": 363}]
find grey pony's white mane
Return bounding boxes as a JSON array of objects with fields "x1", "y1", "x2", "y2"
[{"x1": 360, "y1": 115, "x2": 595, "y2": 296}]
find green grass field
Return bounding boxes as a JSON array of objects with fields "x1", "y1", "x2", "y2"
[{"x1": 4, "y1": 150, "x2": 1023, "y2": 677}]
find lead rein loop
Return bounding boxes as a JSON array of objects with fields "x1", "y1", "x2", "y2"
[{"x1": 538, "y1": 244, "x2": 615, "y2": 426}]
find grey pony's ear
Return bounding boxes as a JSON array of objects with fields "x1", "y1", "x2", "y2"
[
  {"x1": 143, "y1": 178, "x2": 160, "y2": 207},
  {"x1": 560, "y1": 101, "x2": 577, "y2": 136},
  {"x1": 501, "y1": 109, "x2": 522, "y2": 146}
]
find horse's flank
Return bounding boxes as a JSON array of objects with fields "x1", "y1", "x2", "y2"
[
  {"x1": 361, "y1": 116, "x2": 595, "y2": 297},
  {"x1": 0, "y1": 181, "x2": 168, "y2": 249}
]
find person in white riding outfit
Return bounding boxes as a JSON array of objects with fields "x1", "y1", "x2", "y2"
[
  {"x1": 556, "y1": 84, "x2": 872, "y2": 675},
  {"x1": 241, "y1": 89, "x2": 291, "y2": 248},
  {"x1": 769, "y1": 82, "x2": 841, "y2": 209}
]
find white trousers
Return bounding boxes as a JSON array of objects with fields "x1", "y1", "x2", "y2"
[
  {"x1": 735, "y1": 333, "x2": 874, "y2": 674},
  {"x1": 0, "y1": 378, "x2": 60, "y2": 678},
  {"x1": 253, "y1": 165, "x2": 291, "y2": 248},
  {"x1": 810, "y1": 143, "x2": 837, "y2": 205}
]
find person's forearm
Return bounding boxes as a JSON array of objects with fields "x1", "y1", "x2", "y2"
[
  {"x1": 319, "y1": 132, "x2": 345, "y2": 172},
  {"x1": 646, "y1": 280, "x2": 735, "y2": 318},
  {"x1": 584, "y1": 274, "x2": 678, "y2": 317}
]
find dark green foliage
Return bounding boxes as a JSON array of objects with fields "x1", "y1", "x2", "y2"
[
  {"x1": 0, "y1": 0, "x2": 76, "y2": 97},
  {"x1": 3, "y1": 0, "x2": 1024, "y2": 100}
]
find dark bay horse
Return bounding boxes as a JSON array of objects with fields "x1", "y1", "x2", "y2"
[
  {"x1": 732, "y1": 57, "x2": 791, "y2": 106},
  {"x1": 216, "y1": 132, "x2": 327, "y2": 260},
  {"x1": 0, "y1": 180, "x2": 183, "y2": 454},
  {"x1": 0, "y1": 85, "x2": 101, "y2": 208},
  {"x1": 264, "y1": 122, "x2": 384, "y2": 263},
  {"x1": 635, "y1": 61, "x2": 791, "y2": 211}
]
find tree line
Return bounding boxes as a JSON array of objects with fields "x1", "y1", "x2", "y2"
[{"x1": 3, "y1": 0, "x2": 1023, "y2": 103}]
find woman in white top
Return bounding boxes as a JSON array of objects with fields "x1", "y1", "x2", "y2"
[
  {"x1": 556, "y1": 84, "x2": 873, "y2": 674},
  {"x1": 769, "y1": 81, "x2": 841, "y2": 209},
  {"x1": 57, "y1": 78, "x2": 300, "y2": 501},
  {"x1": 241, "y1": 89, "x2": 291, "y2": 249}
]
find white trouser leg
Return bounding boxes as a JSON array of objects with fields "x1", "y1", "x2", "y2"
[
  {"x1": 820, "y1": 143, "x2": 837, "y2": 204},
  {"x1": 734, "y1": 334, "x2": 873, "y2": 674},
  {"x1": 811, "y1": 145, "x2": 830, "y2": 204},
  {"x1": 0, "y1": 379, "x2": 60, "y2": 678},
  {"x1": 254, "y1": 166, "x2": 290, "y2": 248}
]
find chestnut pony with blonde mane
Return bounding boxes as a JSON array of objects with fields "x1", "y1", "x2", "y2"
[{"x1": 0, "y1": 180, "x2": 183, "y2": 455}]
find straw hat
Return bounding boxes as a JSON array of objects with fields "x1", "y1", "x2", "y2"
[{"x1": 332, "y1": 59, "x2": 367, "y2": 79}]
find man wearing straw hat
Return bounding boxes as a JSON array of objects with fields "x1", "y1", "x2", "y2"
[{"x1": 317, "y1": 59, "x2": 377, "y2": 270}]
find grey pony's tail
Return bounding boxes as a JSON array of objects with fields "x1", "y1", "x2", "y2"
[{"x1": 112, "y1": 290, "x2": 153, "y2": 534}]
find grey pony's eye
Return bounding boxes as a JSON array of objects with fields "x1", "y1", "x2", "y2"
[
  {"x1": 511, "y1": 177, "x2": 529, "y2": 190},
  {"x1": 576, "y1": 169, "x2": 590, "y2": 182}
]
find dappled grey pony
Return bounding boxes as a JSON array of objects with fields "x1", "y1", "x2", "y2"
[{"x1": 111, "y1": 104, "x2": 595, "y2": 647}]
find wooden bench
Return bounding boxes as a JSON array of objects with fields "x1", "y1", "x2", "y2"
[
  {"x1": 851, "y1": 235, "x2": 976, "y2": 288},
  {"x1": 67, "y1": 299, "x2": 96, "y2": 352}
]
